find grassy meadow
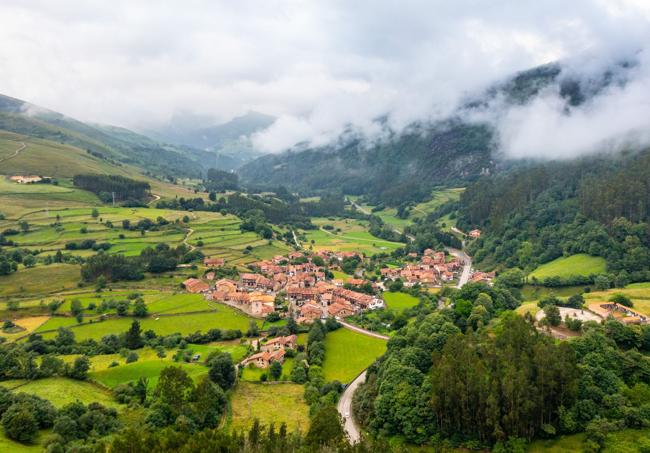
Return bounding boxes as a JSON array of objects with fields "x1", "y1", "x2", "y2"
[
  {"x1": 529, "y1": 254, "x2": 606, "y2": 280},
  {"x1": 322, "y1": 328, "x2": 387, "y2": 383},
  {"x1": 383, "y1": 291, "x2": 420, "y2": 313},
  {"x1": 0, "y1": 377, "x2": 119, "y2": 409},
  {"x1": 301, "y1": 217, "x2": 402, "y2": 255},
  {"x1": 229, "y1": 382, "x2": 310, "y2": 433}
]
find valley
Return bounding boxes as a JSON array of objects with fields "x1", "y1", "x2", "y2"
[{"x1": 2, "y1": 5, "x2": 650, "y2": 450}]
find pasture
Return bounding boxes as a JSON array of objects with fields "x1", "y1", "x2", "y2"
[
  {"x1": 302, "y1": 217, "x2": 402, "y2": 255},
  {"x1": 322, "y1": 328, "x2": 387, "y2": 383},
  {"x1": 229, "y1": 382, "x2": 310, "y2": 433},
  {"x1": 37, "y1": 304, "x2": 259, "y2": 341},
  {"x1": 528, "y1": 428, "x2": 650, "y2": 452},
  {"x1": 583, "y1": 284, "x2": 650, "y2": 316},
  {"x1": 0, "y1": 264, "x2": 80, "y2": 297},
  {"x1": 383, "y1": 291, "x2": 420, "y2": 313},
  {"x1": 0, "y1": 377, "x2": 119, "y2": 409},
  {"x1": 529, "y1": 254, "x2": 606, "y2": 280}
]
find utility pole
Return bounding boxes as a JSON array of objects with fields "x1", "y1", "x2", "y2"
[{"x1": 112, "y1": 192, "x2": 116, "y2": 207}]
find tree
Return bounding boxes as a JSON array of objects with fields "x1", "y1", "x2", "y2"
[
  {"x1": 208, "y1": 353, "x2": 235, "y2": 390},
  {"x1": 22, "y1": 255, "x2": 36, "y2": 268},
  {"x1": 18, "y1": 221, "x2": 29, "y2": 233},
  {"x1": 269, "y1": 361, "x2": 282, "y2": 381},
  {"x1": 125, "y1": 320, "x2": 143, "y2": 349},
  {"x1": 305, "y1": 405, "x2": 345, "y2": 448},
  {"x1": 70, "y1": 299, "x2": 83, "y2": 317},
  {"x1": 91, "y1": 208, "x2": 99, "y2": 218},
  {"x1": 55, "y1": 327, "x2": 75, "y2": 348},
  {"x1": 609, "y1": 293, "x2": 633, "y2": 308},
  {"x1": 246, "y1": 320, "x2": 259, "y2": 337},
  {"x1": 133, "y1": 299, "x2": 148, "y2": 317},
  {"x1": 153, "y1": 366, "x2": 194, "y2": 409},
  {"x1": 496, "y1": 268, "x2": 525, "y2": 288},
  {"x1": 594, "y1": 275, "x2": 610, "y2": 291},
  {"x1": 543, "y1": 304, "x2": 561, "y2": 326},
  {"x1": 1, "y1": 403, "x2": 39, "y2": 443},
  {"x1": 189, "y1": 377, "x2": 226, "y2": 429},
  {"x1": 67, "y1": 356, "x2": 90, "y2": 380},
  {"x1": 286, "y1": 317, "x2": 298, "y2": 335}
]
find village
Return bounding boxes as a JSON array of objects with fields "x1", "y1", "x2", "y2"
[{"x1": 179, "y1": 247, "x2": 479, "y2": 369}]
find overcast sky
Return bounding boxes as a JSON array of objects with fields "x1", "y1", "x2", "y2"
[{"x1": 1, "y1": 0, "x2": 650, "y2": 155}]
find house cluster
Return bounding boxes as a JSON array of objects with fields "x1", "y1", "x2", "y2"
[
  {"x1": 241, "y1": 334, "x2": 297, "y2": 368},
  {"x1": 9, "y1": 175, "x2": 44, "y2": 184},
  {"x1": 380, "y1": 249, "x2": 462, "y2": 287},
  {"x1": 183, "y1": 250, "x2": 383, "y2": 322},
  {"x1": 470, "y1": 270, "x2": 496, "y2": 285},
  {"x1": 588, "y1": 302, "x2": 648, "y2": 324}
]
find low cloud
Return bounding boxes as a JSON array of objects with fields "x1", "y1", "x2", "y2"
[{"x1": 0, "y1": 1, "x2": 649, "y2": 157}]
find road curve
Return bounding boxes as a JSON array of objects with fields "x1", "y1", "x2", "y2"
[
  {"x1": 337, "y1": 370, "x2": 367, "y2": 443},
  {"x1": 337, "y1": 247, "x2": 472, "y2": 442}
]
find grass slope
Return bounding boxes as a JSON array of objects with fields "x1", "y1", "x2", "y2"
[
  {"x1": 230, "y1": 382, "x2": 309, "y2": 433},
  {"x1": 322, "y1": 328, "x2": 387, "y2": 383},
  {"x1": 529, "y1": 254, "x2": 606, "y2": 280},
  {"x1": 0, "y1": 377, "x2": 119, "y2": 409},
  {"x1": 383, "y1": 292, "x2": 420, "y2": 313}
]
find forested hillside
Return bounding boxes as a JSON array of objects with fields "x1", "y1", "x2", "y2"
[
  {"x1": 240, "y1": 121, "x2": 494, "y2": 205},
  {"x1": 239, "y1": 60, "x2": 636, "y2": 206},
  {"x1": 458, "y1": 149, "x2": 650, "y2": 284}
]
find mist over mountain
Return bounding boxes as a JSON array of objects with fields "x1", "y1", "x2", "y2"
[{"x1": 239, "y1": 55, "x2": 645, "y2": 204}]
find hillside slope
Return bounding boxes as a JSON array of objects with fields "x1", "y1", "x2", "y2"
[
  {"x1": 239, "y1": 60, "x2": 636, "y2": 205},
  {"x1": 0, "y1": 94, "x2": 203, "y2": 178}
]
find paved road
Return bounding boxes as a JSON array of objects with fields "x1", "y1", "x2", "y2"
[
  {"x1": 336, "y1": 199, "x2": 473, "y2": 443},
  {"x1": 337, "y1": 370, "x2": 367, "y2": 443},
  {"x1": 338, "y1": 320, "x2": 389, "y2": 340},
  {"x1": 447, "y1": 247, "x2": 472, "y2": 288},
  {"x1": 0, "y1": 141, "x2": 27, "y2": 163}
]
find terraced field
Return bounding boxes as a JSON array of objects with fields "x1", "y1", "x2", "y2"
[{"x1": 302, "y1": 217, "x2": 402, "y2": 255}]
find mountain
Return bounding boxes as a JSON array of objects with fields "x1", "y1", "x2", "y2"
[
  {"x1": 239, "y1": 59, "x2": 638, "y2": 205},
  {"x1": 0, "y1": 94, "x2": 204, "y2": 178},
  {"x1": 150, "y1": 111, "x2": 275, "y2": 171}
]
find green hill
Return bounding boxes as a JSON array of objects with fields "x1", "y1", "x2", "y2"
[{"x1": 529, "y1": 254, "x2": 607, "y2": 280}]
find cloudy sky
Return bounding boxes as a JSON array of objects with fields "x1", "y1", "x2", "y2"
[{"x1": 1, "y1": 0, "x2": 650, "y2": 155}]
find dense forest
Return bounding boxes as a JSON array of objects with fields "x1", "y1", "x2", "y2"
[
  {"x1": 457, "y1": 149, "x2": 650, "y2": 284},
  {"x1": 73, "y1": 174, "x2": 151, "y2": 203},
  {"x1": 353, "y1": 290, "x2": 650, "y2": 450}
]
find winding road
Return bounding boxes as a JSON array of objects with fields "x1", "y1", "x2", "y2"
[
  {"x1": 336, "y1": 242, "x2": 473, "y2": 443},
  {"x1": 336, "y1": 322, "x2": 388, "y2": 443},
  {"x1": 0, "y1": 141, "x2": 27, "y2": 164}
]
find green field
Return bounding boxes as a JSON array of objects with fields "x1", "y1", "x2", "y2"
[
  {"x1": 583, "y1": 284, "x2": 650, "y2": 316},
  {"x1": 383, "y1": 292, "x2": 420, "y2": 313},
  {"x1": 529, "y1": 254, "x2": 607, "y2": 280},
  {"x1": 0, "y1": 377, "x2": 119, "y2": 409},
  {"x1": 37, "y1": 306, "x2": 258, "y2": 341},
  {"x1": 230, "y1": 382, "x2": 310, "y2": 433},
  {"x1": 302, "y1": 217, "x2": 402, "y2": 255},
  {"x1": 0, "y1": 432, "x2": 43, "y2": 452},
  {"x1": 349, "y1": 188, "x2": 464, "y2": 229},
  {"x1": 91, "y1": 360, "x2": 207, "y2": 389},
  {"x1": 0, "y1": 264, "x2": 80, "y2": 297},
  {"x1": 322, "y1": 328, "x2": 387, "y2": 383},
  {"x1": 528, "y1": 428, "x2": 650, "y2": 452},
  {"x1": 240, "y1": 358, "x2": 295, "y2": 382}
]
